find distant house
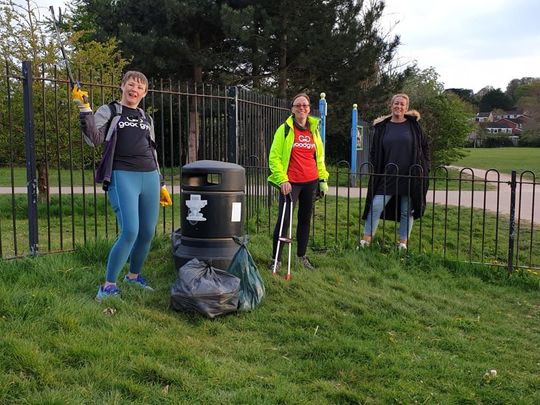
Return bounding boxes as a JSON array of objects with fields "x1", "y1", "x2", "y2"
[
  {"x1": 481, "y1": 119, "x2": 521, "y2": 135},
  {"x1": 493, "y1": 110, "x2": 523, "y2": 120},
  {"x1": 470, "y1": 110, "x2": 531, "y2": 146},
  {"x1": 506, "y1": 115, "x2": 530, "y2": 130},
  {"x1": 475, "y1": 112, "x2": 493, "y2": 122}
]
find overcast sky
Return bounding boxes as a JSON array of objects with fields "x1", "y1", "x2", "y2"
[{"x1": 381, "y1": 0, "x2": 540, "y2": 93}]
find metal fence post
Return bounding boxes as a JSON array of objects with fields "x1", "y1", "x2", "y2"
[
  {"x1": 507, "y1": 170, "x2": 517, "y2": 273},
  {"x1": 22, "y1": 61, "x2": 39, "y2": 256},
  {"x1": 227, "y1": 86, "x2": 238, "y2": 164}
]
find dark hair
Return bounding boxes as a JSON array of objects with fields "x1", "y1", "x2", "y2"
[{"x1": 291, "y1": 93, "x2": 310, "y2": 107}]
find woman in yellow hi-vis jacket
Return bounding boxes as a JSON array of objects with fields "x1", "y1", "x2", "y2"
[{"x1": 267, "y1": 93, "x2": 329, "y2": 271}]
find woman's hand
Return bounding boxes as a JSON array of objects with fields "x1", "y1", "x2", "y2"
[{"x1": 280, "y1": 181, "x2": 292, "y2": 195}]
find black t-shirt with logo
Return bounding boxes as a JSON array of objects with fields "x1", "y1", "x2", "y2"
[{"x1": 113, "y1": 106, "x2": 157, "y2": 172}]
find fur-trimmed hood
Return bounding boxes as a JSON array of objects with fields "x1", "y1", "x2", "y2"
[{"x1": 373, "y1": 109, "x2": 421, "y2": 125}]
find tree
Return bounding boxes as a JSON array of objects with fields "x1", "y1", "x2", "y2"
[
  {"x1": 70, "y1": 0, "x2": 405, "y2": 161},
  {"x1": 478, "y1": 88, "x2": 514, "y2": 112},
  {"x1": 474, "y1": 86, "x2": 494, "y2": 100},
  {"x1": 506, "y1": 77, "x2": 538, "y2": 103},
  {"x1": 70, "y1": 0, "x2": 245, "y2": 83},
  {"x1": 402, "y1": 67, "x2": 473, "y2": 165},
  {"x1": 444, "y1": 88, "x2": 475, "y2": 105},
  {"x1": 0, "y1": 0, "x2": 128, "y2": 197},
  {"x1": 516, "y1": 80, "x2": 540, "y2": 138}
]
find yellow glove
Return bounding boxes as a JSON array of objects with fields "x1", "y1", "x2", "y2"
[
  {"x1": 319, "y1": 180, "x2": 328, "y2": 197},
  {"x1": 160, "y1": 186, "x2": 172, "y2": 207},
  {"x1": 72, "y1": 84, "x2": 90, "y2": 111}
]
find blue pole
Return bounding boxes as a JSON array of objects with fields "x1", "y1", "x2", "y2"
[
  {"x1": 319, "y1": 92, "x2": 327, "y2": 147},
  {"x1": 350, "y1": 104, "x2": 358, "y2": 177}
]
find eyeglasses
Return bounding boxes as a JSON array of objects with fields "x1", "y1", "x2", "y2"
[{"x1": 293, "y1": 104, "x2": 310, "y2": 108}]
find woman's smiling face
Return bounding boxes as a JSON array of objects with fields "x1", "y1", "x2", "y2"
[
  {"x1": 291, "y1": 96, "x2": 310, "y2": 122},
  {"x1": 120, "y1": 78, "x2": 147, "y2": 108},
  {"x1": 391, "y1": 96, "x2": 408, "y2": 121}
]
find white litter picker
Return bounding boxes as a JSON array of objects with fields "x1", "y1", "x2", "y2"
[{"x1": 272, "y1": 195, "x2": 293, "y2": 281}]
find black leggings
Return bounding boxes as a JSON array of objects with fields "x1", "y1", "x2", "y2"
[{"x1": 272, "y1": 180, "x2": 318, "y2": 260}]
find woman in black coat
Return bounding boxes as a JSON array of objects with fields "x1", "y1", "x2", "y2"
[{"x1": 360, "y1": 93, "x2": 431, "y2": 250}]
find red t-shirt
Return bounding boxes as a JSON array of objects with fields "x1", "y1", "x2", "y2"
[{"x1": 287, "y1": 126, "x2": 319, "y2": 183}]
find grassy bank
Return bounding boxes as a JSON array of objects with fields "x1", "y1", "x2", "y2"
[{"x1": 0, "y1": 235, "x2": 539, "y2": 403}]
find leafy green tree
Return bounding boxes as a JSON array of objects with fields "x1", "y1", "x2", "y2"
[
  {"x1": 403, "y1": 67, "x2": 473, "y2": 165},
  {"x1": 444, "y1": 88, "x2": 475, "y2": 105},
  {"x1": 70, "y1": 0, "x2": 244, "y2": 83},
  {"x1": 70, "y1": 0, "x2": 405, "y2": 161},
  {"x1": 506, "y1": 77, "x2": 538, "y2": 104},
  {"x1": 478, "y1": 88, "x2": 514, "y2": 112},
  {"x1": 516, "y1": 80, "x2": 540, "y2": 143},
  {"x1": 0, "y1": 0, "x2": 128, "y2": 196},
  {"x1": 519, "y1": 130, "x2": 540, "y2": 147}
]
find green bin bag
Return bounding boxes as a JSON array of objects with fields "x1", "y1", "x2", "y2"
[{"x1": 227, "y1": 236, "x2": 265, "y2": 311}]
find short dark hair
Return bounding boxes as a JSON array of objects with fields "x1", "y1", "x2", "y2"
[{"x1": 291, "y1": 93, "x2": 310, "y2": 106}]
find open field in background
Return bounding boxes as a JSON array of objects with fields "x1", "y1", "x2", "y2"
[
  {"x1": 456, "y1": 147, "x2": 540, "y2": 178},
  {"x1": 0, "y1": 234, "x2": 539, "y2": 403}
]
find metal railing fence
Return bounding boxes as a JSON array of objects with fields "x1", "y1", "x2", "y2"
[
  {"x1": 244, "y1": 164, "x2": 539, "y2": 273},
  {"x1": 0, "y1": 61, "x2": 290, "y2": 258},
  {"x1": 1, "y1": 61, "x2": 538, "y2": 274}
]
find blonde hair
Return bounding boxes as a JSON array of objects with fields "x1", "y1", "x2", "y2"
[
  {"x1": 121, "y1": 71, "x2": 149, "y2": 89},
  {"x1": 390, "y1": 93, "x2": 409, "y2": 109}
]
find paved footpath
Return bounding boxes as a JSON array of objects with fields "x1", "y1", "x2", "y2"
[{"x1": 1, "y1": 167, "x2": 538, "y2": 223}]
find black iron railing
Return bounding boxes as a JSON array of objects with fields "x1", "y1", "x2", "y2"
[{"x1": 1, "y1": 61, "x2": 538, "y2": 274}]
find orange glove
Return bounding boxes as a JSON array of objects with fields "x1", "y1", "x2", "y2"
[{"x1": 160, "y1": 186, "x2": 172, "y2": 207}]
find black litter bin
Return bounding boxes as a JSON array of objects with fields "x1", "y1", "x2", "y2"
[{"x1": 172, "y1": 160, "x2": 245, "y2": 270}]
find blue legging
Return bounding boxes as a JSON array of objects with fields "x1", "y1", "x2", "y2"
[{"x1": 105, "y1": 170, "x2": 160, "y2": 283}]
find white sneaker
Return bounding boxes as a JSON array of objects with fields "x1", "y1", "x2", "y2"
[
  {"x1": 358, "y1": 239, "x2": 370, "y2": 249},
  {"x1": 398, "y1": 242, "x2": 407, "y2": 251}
]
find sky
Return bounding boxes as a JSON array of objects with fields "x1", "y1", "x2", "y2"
[
  {"x1": 37, "y1": 0, "x2": 540, "y2": 94},
  {"x1": 380, "y1": 0, "x2": 540, "y2": 93}
]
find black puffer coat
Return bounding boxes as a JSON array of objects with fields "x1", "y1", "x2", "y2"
[{"x1": 362, "y1": 111, "x2": 431, "y2": 221}]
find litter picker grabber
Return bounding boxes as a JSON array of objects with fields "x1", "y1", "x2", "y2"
[
  {"x1": 272, "y1": 194, "x2": 294, "y2": 281},
  {"x1": 49, "y1": 6, "x2": 88, "y2": 103}
]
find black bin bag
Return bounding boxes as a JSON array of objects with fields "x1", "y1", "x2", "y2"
[
  {"x1": 170, "y1": 258, "x2": 240, "y2": 318},
  {"x1": 227, "y1": 236, "x2": 265, "y2": 311}
]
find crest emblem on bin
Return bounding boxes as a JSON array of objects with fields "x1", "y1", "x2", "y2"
[{"x1": 186, "y1": 194, "x2": 207, "y2": 225}]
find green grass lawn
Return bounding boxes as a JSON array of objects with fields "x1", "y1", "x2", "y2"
[
  {"x1": 0, "y1": 235, "x2": 539, "y2": 403},
  {"x1": 455, "y1": 147, "x2": 540, "y2": 178},
  {"x1": 2, "y1": 192, "x2": 539, "y2": 271}
]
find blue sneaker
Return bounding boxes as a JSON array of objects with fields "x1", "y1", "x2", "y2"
[
  {"x1": 96, "y1": 284, "x2": 121, "y2": 301},
  {"x1": 123, "y1": 274, "x2": 154, "y2": 291}
]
